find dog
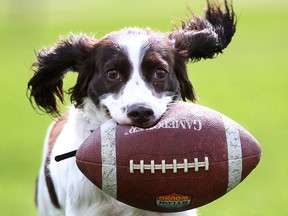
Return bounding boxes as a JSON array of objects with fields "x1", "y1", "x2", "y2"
[{"x1": 28, "y1": 1, "x2": 236, "y2": 215}]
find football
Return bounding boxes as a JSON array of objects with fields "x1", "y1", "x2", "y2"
[{"x1": 76, "y1": 102, "x2": 261, "y2": 212}]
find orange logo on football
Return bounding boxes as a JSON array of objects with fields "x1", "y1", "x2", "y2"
[{"x1": 156, "y1": 193, "x2": 192, "y2": 209}]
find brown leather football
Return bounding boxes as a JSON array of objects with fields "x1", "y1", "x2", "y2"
[{"x1": 76, "y1": 102, "x2": 261, "y2": 212}]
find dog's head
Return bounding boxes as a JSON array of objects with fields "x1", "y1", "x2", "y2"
[
  {"x1": 28, "y1": 0, "x2": 236, "y2": 128},
  {"x1": 83, "y1": 28, "x2": 189, "y2": 128}
]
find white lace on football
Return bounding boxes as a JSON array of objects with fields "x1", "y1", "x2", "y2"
[{"x1": 129, "y1": 157, "x2": 209, "y2": 174}]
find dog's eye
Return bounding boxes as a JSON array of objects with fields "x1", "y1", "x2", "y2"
[
  {"x1": 154, "y1": 68, "x2": 168, "y2": 79},
  {"x1": 107, "y1": 69, "x2": 120, "y2": 80}
]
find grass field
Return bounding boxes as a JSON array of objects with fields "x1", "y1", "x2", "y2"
[{"x1": 0, "y1": 0, "x2": 287, "y2": 215}]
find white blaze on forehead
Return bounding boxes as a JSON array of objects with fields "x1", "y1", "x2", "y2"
[
  {"x1": 115, "y1": 31, "x2": 149, "y2": 68},
  {"x1": 116, "y1": 33, "x2": 152, "y2": 102}
]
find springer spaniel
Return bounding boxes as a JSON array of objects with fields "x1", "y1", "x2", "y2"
[{"x1": 28, "y1": 1, "x2": 236, "y2": 215}]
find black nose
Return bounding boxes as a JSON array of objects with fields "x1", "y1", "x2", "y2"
[{"x1": 127, "y1": 104, "x2": 155, "y2": 127}]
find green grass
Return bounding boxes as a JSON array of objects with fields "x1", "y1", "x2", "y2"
[{"x1": 0, "y1": 0, "x2": 287, "y2": 215}]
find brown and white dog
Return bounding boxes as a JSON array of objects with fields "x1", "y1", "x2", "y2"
[{"x1": 28, "y1": 1, "x2": 236, "y2": 215}]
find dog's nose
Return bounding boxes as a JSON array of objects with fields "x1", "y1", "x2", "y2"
[{"x1": 127, "y1": 104, "x2": 155, "y2": 127}]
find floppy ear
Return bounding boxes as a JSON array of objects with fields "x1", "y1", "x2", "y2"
[
  {"x1": 170, "y1": 0, "x2": 236, "y2": 61},
  {"x1": 28, "y1": 34, "x2": 97, "y2": 116}
]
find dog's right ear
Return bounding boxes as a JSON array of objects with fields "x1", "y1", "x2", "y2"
[
  {"x1": 170, "y1": 0, "x2": 236, "y2": 62},
  {"x1": 28, "y1": 34, "x2": 97, "y2": 116}
]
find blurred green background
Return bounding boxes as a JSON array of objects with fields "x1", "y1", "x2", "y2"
[{"x1": 0, "y1": 0, "x2": 287, "y2": 215}]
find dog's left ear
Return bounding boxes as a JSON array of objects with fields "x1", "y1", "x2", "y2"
[{"x1": 170, "y1": 0, "x2": 236, "y2": 62}]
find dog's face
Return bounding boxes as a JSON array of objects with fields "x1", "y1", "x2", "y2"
[{"x1": 87, "y1": 29, "x2": 180, "y2": 127}]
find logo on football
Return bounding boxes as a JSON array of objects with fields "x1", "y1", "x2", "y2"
[{"x1": 156, "y1": 193, "x2": 192, "y2": 209}]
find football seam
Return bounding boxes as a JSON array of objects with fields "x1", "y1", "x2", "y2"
[{"x1": 129, "y1": 157, "x2": 209, "y2": 174}]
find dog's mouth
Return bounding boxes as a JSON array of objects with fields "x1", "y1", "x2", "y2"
[
  {"x1": 102, "y1": 104, "x2": 160, "y2": 129},
  {"x1": 133, "y1": 120, "x2": 159, "y2": 128}
]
